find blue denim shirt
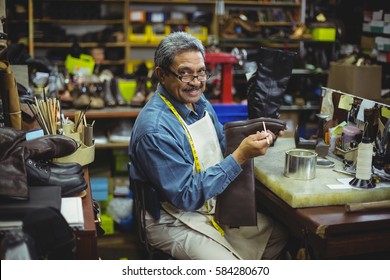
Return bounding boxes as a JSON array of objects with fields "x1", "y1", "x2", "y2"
[{"x1": 129, "y1": 84, "x2": 242, "y2": 211}]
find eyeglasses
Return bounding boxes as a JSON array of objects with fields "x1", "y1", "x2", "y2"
[{"x1": 166, "y1": 68, "x2": 211, "y2": 83}]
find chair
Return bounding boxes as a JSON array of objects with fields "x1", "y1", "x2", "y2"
[{"x1": 128, "y1": 162, "x2": 173, "y2": 260}]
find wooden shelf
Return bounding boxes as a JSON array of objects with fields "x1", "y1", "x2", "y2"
[
  {"x1": 63, "y1": 107, "x2": 141, "y2": 119},
  {"x1": 33, "y1": 19, "x2": 123, "y2": 25},
  {"x1": 96, "y1": 142, "x2": 129, "y2": 149},
  {"x1": 34, "y1": 42, "x2": 127, "y2": 48}
]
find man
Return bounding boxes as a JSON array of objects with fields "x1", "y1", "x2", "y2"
[{"x1": 129, "y1": 32, "x2": 287, "y2": 260}]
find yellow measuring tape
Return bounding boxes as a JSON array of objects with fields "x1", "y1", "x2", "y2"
[{"x1": 159, "y1": 93, "x2": 225, "y2": 237}]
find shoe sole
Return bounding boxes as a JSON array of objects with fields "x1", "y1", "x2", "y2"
[{"x1": 62, "y1": 182, "x2": 88, "y2": 197}]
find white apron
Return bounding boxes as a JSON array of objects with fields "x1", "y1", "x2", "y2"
[{"x1": 149, "y1": 111, "x2": 273, "y2": 259}]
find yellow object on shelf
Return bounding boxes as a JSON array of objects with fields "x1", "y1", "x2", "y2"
[
  {"x1": 127, "y1": 60, "x2": 154, "y2": 74},
  {"x1": 312, "y1": 28, "x2": 336, "y2": 41},
  {"x1": 118, "y1": 79, "x2": 136, "y2": 101},
  {"x1": 100, "y1": 213, "x2": 115, "y2": 235},
  {"x1": 64, "y1": 54, "x2": 95, "y2": 75},
  {"x1": 128, "y1": 24, "x2": 152, "y2": 44},
  {"x1": 185, "y1": 26, "x2": 208, "y2": 43},
  {"x1": 150, "y1": 24, "x2": 171, "y2": 44},
  {"x1": 118, "y1": 78, "x2": 152, "y2": 101}
]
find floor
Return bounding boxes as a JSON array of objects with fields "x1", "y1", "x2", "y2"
[
  {"x1": 96, "y1": 224, "x2": 390, "y2": 260},
  {"x1": 97, "y1": 226, "x2": 148, "y2": 260}
]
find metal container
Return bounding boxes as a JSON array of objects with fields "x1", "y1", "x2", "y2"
[{"x1": 284, "y1": 149, "x2": 317, "y2": 180}]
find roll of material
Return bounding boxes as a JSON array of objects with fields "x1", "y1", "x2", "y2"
[{"x1": 345, "y1": 200, "x2": 390, "y2": 212}]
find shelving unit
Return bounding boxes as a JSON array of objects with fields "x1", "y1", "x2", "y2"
[
  {"x1": 7, "y1": 0, "x2": 130, "y2": 75},
  {"x1": 6, "y1": 1, "x2": 312, "y2": 73}
]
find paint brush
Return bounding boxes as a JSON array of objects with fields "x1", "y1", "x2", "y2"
[{"x1": 263, "y1": 121, "x2": 269, "y2": 144}]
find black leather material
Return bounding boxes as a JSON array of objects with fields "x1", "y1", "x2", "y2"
[
  {"x1": 215, "y1": 117, "x2": 286, "y2": 227},
  {"x1": 0, "y1": 186, "x2": 61, "y2": 219},
  {"x1": 25, "y1": 158, "x2": 87, "y2": 197},
  {"x1": 18, "y1": 134, "x2": 78, "y2": 161},
  {"x1": 23, "y1": 207, "x2": 76, "y2": 260},
  {"x1": 43, "y1": 161, "x2": 84, "y2": 176},
  {"x1": 247, "y1": 47, "x2": 296, "y2": 119}
]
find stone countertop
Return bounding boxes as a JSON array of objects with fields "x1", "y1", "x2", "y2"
[{"x1": 254, "y1": 137, "x2": 390, "y2": 208}]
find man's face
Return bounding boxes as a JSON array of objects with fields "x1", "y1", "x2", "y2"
[{"x1": 162, "y1": 51, "x2": 207, "y2": 108}]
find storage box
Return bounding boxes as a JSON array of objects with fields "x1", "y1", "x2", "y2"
[
  {"x1": 90, "y1": 177, "x2": 109, "y2": 201},
  {"x1": 129, "y1": 10, "x2": 146, "y2": 23},
  {"x1": 118, "y1": 79, "x2": 136, "y2": 101},
  {"x1": 375, "y1": 36, "x2": 390, "y2": 51},
  {"x1": 327, "y1": 62, "x2": 382, "y2": 100},
  {"x1": 113, "y1": 149, "x2": 129, "y2": 175},
  {"x1": 150, "y1": 24, "x2": 171, "y2": 44},
  {"x1": 127, "y1": 59, "x2": 154, "y2": 73},
  {"x1": 212, "y1": 104, "x2": 248, "y2": 124},
  {"x1": 64, "y1": 54, "x2": 95, "y2": 75},
  {"x1": 185, "y1": 26, "x2": 208, "y2": 43},
  {"x1": 128, "y1": 24, "x2": 151, "y2": 43},
  {"x1": 312, "y1": 28, "x2": 336, "y2": 41},
  {"x1": 360, "y1": 35, "x2": 376, "y2": 50}
]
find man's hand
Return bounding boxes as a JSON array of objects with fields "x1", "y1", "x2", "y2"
[{"x1": 232, "y1": 130, "x2": 276, "y2": 165}]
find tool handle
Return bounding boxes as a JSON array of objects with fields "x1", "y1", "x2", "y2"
[{"x1": 345, "y1": 200, "x2": 390, "y2": 212}]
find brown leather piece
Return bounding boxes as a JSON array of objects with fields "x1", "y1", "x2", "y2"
[
  {"x1": 0, "y1": 61, "x2": 22, "y2": 129},
  {"x1": 215, "y1": 117, "x2": 286, "y2": 227},
  {"x1": 0, "y1": 127, "x2": 29, "y2": 200},
  {"x1": 18, "y1": 134, "x2": 78, "y2": 161}
]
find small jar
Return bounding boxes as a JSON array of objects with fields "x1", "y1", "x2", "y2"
[{"x1": 342, "y1": 126, "x2": 361, "y2": 150}]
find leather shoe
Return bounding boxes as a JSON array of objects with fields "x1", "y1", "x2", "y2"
[
  {"x1": 26, "y1": 159, "x2": 87, "y2": 196},
  {"x1": 18, "y1": 135, "x2": 78, "y2": 161},
  {"x1": 37, "y1": 161, "x2": 84, "y2": 176}
]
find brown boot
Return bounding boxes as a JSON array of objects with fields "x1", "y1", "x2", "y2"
[
  {"x1": 102, "y1": 79, "x2": 116, "y2": 107},
  {"x1": 111, "y1": 78, "x2": 128, "y2": 106},
  {"x1": 130, "y1": 76, "x2": 147, "y2": 107},
  {"x1": 214, "y1": 118, "x2": 286, "y2": 227}
]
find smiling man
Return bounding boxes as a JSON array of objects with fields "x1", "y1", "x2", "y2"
[{"x1": 129, "y1": 32, "x2": 287, "y2": 260}]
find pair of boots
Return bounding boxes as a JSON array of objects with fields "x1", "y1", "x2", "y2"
[
  {"x1": 102, "y1": 77, "x2": 128, "y2": 107},
  {"x1": 130, "y1": 73, "x2": 159, "y2": 107},
  {"x1": 25, "y1": 159, "x2": 87, "y2": 197},
  {"x1": 215, "y1": 47, "x2": 296, "y2": 227},
  {"x1": 130, "y1": 62, "x2": 152, "y2": 107},
  {"x1": 0, "y1": 129, "x2": 85, "y2": 200}
]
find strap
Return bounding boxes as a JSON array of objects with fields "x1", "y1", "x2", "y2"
[{"x1": 159, "y1": 93, "x2": 224, "y2": 236}]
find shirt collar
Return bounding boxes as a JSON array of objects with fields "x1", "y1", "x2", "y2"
[{"x1": 157, "y1": 84, "x2": 207, "y2": 120}]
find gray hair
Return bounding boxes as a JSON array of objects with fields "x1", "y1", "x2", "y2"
[{"x1": 154, "y1": 32, "x2": 205, "y2": 70}]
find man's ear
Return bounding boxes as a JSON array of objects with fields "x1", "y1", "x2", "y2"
[{"x1": 155, "y1": 67, "x2": 165, "y2": 83}]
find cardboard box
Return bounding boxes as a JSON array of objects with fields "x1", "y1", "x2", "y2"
[
  {"x1": 279, "y1": 112, "x2": 299, "y2": 138},
  {"x1": 327, "y1": 62, "x2": 382, "y2": 100},
  {"x1": 360, "y1": 35, "x2": 376, "y2": 49}
]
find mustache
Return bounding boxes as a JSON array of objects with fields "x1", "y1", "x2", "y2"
[{"x1": 182, "y1": 85, "x2": 203, "y2": 92}]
